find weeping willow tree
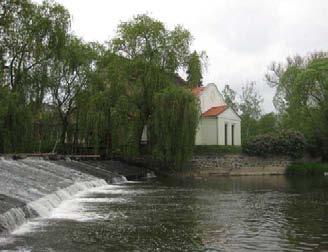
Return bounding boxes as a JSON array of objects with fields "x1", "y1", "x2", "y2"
[
  {"x1": 75, "y1": 51, "x2": 125, "y2": 156},
  {"x1": 150, "y1": 85, "x2": 200, "y2": 170},
  {"x1": 76, "y1": 90, "x2": 110, "y2": 155},
  {"x1": 110, "y1": 95, "x2": 142, "y2": 158},
  {"x1": 0, "y1": 90, "x2": 34, "y2": 153}
]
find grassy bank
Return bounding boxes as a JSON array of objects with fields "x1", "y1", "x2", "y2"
[
  {"x1": 193, "y1": 145, "x2": 242, "y2": 156},
  {"x1": 287, "y1": 162, "x2": 328, "y2": 176}
]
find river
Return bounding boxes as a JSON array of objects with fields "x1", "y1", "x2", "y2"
[{"x1": 1, "y1": 174, "x2": 328, "y2": 251}]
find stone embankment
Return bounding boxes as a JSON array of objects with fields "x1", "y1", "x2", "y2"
[{"x1": 179, "y1": 154, "x2": 291, "y2": 178}]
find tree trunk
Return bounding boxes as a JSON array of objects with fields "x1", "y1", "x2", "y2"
[{"x1": 60, "y1": 119, "x2": 68, "y2": 153}]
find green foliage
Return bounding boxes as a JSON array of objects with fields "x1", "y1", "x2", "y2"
[
  {"x1": 0, "y1": 4, "x2": 204, "y2": 170},
  {"x1": 49, "y1": 36, "x2": 95, "y2": 151},
  {"x1": 0, "y1": 0, "x2": 71, "y2": 153},
  {"x1": 287, "y1": 162, "x2": 328, "y2": 176},
  {"x1": 186, "y1": 51, "x2": 203, "y2": 87},
  {"x1": 0, "y1": 90, "x2": 34, "y2": 153},
  {"x1": 193, "y1": 145, "x2": 242, "y2": 156},
  {"x1": 150, "y1": 86, "x2": 199, "y2": 170},
  {"x1": 266, "y1": 53, "x2": 328, "y2": 160},
  {"x1": 111, "y1": 14, "x2": 192, "y2": 73},
  {"x1": 239, "y1": 82, "x2": 263, "y2": 143},
  {"x1": 110, "y1": 96, "x2": 141, "y2": 158},
  {"x1": 243, "y1": 130, "x2": 305, "y2": 159},
  {"x1": 221, "y1": 84, "x2": 277, "y2": 144},
  {"x1": 239, "y1": 81, "x2": 262, "y2": 119},
  {"x1": 256, "y1": 112, "x2": 278, "y2": 135},
  {"x1": 222, "y1": 85, "x2": 238, "y2": 112}
]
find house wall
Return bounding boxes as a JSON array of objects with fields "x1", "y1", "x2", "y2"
[
  {"x1": 141, "y1": 125, "x2": 148, "y2": 142},
  {"x1": 217, "y1": 108, "x2": 241, "y2": 146},
  {"x1": 195, "y1": 123, "x2": 202, "y2": 145},
  {"x1": 199, "y1": 83, "x2": 226, "y2": 113},
  {"x1": 195, "y1": 117, "x2": 218, "y2": 145},
  {"x1": 195, "y1": 108, "x2": 241, "y2": 146}
]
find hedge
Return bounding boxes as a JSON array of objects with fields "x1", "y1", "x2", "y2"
[
  {"x1": 193, "y1": 145, "x2": 242, "y2": 156},
  {"x1": 243, "y1": 130, "x2": 305, "y2": 159}
]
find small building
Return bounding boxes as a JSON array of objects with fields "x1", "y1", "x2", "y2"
[{"x1": 192, "y1": 83, "x2": 241, "y2": 146}]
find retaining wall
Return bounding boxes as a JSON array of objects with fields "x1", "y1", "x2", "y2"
[{"x1": 180, "y1": 154, "x2": 291, "y2": 178}]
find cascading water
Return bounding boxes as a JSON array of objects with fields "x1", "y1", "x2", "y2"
[
  {"x1": 0, "y1": 157, "x2": 126, "y2": 236},
  {"x1": 111, "y1": 175, "x2": 128, "y2": 184}
]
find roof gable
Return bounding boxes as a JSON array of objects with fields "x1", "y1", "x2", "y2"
[
  {"x1": 192, "y1": 83, "x2": 226, "y2": 113},
  {"x1": 218, "y1": 107, "x2": 241, "y2": 120}
]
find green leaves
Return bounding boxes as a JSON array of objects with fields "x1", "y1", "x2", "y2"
[
  {"x1": 110, "y1": 14, "x2": 193, "y2": 73},
  {"x1": 150, "y1": 86, "x2": 199, "y2": 170},
  {"x1": 268, "y1": 53, "x2": 328, "y2": 160},
  {"x1": 243, "y1": 130, "x2": 305, "y2": 159},
  {"x1": 1, "y1": 6, "x2": 203, "y2": 167},
  {"x1": 186, "y1": 51, "x2": 203, "y2": 87}
]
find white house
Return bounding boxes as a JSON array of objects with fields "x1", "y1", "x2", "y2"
[{"x1": 193, "y1": 83, "x2": 241, "y2": 146}]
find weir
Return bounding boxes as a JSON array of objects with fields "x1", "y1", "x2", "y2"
[{"x1": 0, "y1": 157, "x2": 127, "y2": 236}]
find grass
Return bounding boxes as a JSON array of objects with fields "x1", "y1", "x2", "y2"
[
  {"x1": 193, "y1": 145, "x2": 242, "y2": 156},
  {"x1": 286, "y1": 162, "x2": 328, "y2": 176}
]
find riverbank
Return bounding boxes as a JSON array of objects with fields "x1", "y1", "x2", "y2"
[
  {"x1": 286, "y1": 162, "x2": 328, "y2": 176},
  {"x1": 175, "y1": 154, "x2": 291, "y2": 178}
]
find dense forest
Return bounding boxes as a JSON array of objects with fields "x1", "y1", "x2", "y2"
[{"x1": 1, "y1": 0, "x2": 327, "y2": 168}]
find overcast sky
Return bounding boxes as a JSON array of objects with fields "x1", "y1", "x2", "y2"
[{"x1": 35, "y1": 0, "x2": 328, "y2": 112}]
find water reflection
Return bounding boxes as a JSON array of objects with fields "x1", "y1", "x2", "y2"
[{"x1": 284, "y1": 177, "x2": 328, "y2": 251}]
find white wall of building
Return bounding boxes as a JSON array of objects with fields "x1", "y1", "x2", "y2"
[
  {"x1": 195, "y1": 118, "x2": 218, "y2": 145},
  {"x1": 141, "y1": 125, "x2": 148, "y2": 142},
  {"x1": 199, "y1": 83, "x2": 226, "y2": 113},
  {"x1": 195, "y1": 113, "x2": 241, "y2": 146},
  {"x1": 217, "y1": 108, "x2": 241, "y2": 146}
]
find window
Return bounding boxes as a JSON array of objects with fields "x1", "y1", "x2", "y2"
[
  {"x1": 224, "y1": 123, "x2": 228, "y2": 145},
  {"x1": 231, "y1": 124, "x2": 235, "y2": 146}
]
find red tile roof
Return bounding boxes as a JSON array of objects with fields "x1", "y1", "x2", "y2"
[
  {"x1": 202, "y1": 106, "x2": 227, "y2": 117},
  {"x1": 191, "y1": 87, "x2": 205, "y2": 96}
]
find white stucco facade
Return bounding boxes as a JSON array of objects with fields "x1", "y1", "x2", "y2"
[
  {"x1": 198, "y1": 83, "x2": 226, "y2": 113},
  {"x1": 194, "y1": 84, "x2": 241, "y2": 146}
]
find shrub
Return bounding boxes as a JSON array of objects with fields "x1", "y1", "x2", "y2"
[
  {"x1": 287, "y1": 162, "x2": 328, "y2": 176},
  {"x1": 243, "y1": 130, "x2": 305, "y2": 159},
  {"x1": 194, "y1": 145, "x2": 242, "y2": 156}
]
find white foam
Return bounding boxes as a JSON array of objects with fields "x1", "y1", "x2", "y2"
[
  {"x1": 0, "y1": 179, "x2": 109, "y2": 236},
  {"x1": 111, "y1": 175, "x2": 128, "y2": 184},
  {"x1": 49, "y1": 187, "x2": 131, "y2": 221},
  {"x1": 12, "y1": 219, "x2": 45, "y2": 235},
  {"x1": 27, "y1": 179, "x2": 108, "y2": 218},
  {"x1": 4, "y1": 176, "x2": 130, "y2": 237},
  {"x1": 76, "y1": 197, "x2": 129, "y2": 203}
]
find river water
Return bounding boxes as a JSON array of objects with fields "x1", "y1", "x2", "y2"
[{"x1": 1, "y1": 175, "x2": 327, "y2": 251}]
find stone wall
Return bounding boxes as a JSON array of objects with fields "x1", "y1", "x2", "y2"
[{"x1": 179, "y1": 154, "x2": 291, "y2": 178}]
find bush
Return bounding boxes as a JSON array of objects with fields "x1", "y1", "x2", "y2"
[
  {"x1": 287, "y1": 162, "x2": 328, "y2": 176},
  {"x1": 193, "y1": 145, "x2": 242, "y2": 156},
  {"x1": 243, "y1": 130, "x2": 305, "y2": 159}
]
